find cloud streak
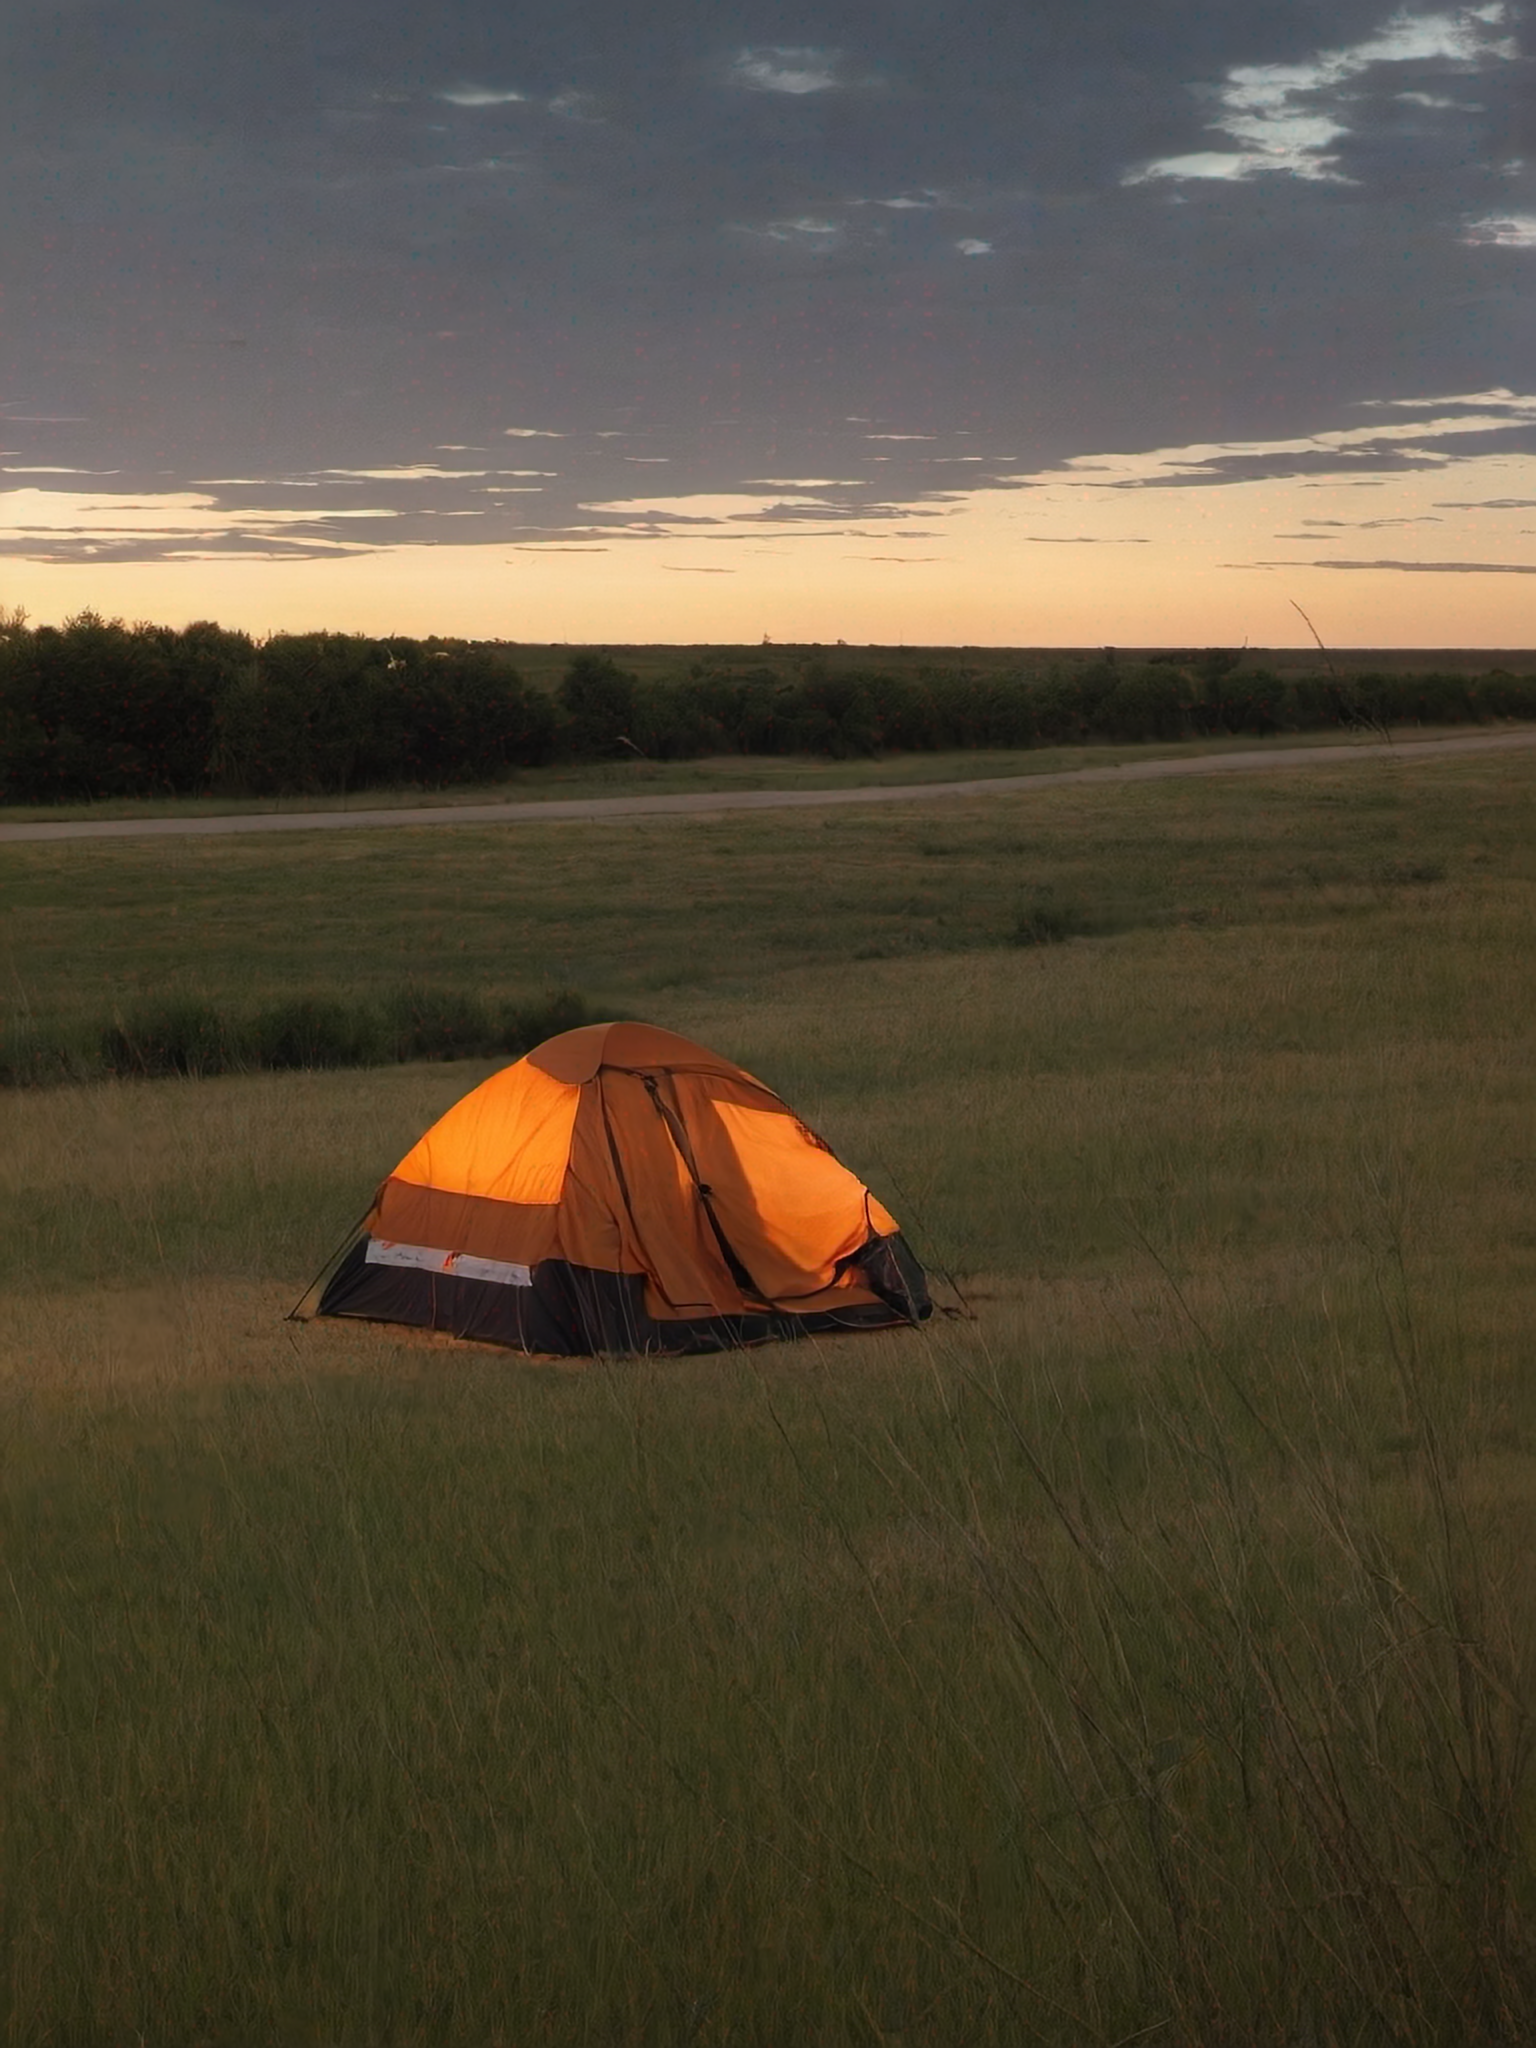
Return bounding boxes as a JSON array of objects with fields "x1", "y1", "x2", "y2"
[
  {"x1": 1245, "y1": 557, "x2": 1536, "y2": 573},
  {"x1": 0, "y1": 487, "x2": 401, "y2": 563},
  {"x1": 1011, "y1": 393, "x2": 1536, "y2": 492},
  {"x1": 729, "y1": 47, "x2": 842, "y2": 95},
  {"x1": 1128, "y1": 3, "x2": 1517, "y2": 186},
  {"x1": 437, "y1": 85, "x2": 528, "y2": 106}
]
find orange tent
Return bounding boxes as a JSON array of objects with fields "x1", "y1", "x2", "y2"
[{"x1": 317, "y1": 1021, "x2": 931, "y2": 1356}]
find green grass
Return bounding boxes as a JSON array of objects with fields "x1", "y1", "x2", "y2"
[
  {"x1": 7, "y1": 745, "x2": 1533, "y2": 1043},
  {"x1": 485, "y1": 641, "x2": 1536, "y2": 694},
  {"x1": 5, "y1": 1319, "x2": 1529, "y2": 2046},
  {"x1": 2, "y1": 750, "x2": 1534, "y2": 2044}
]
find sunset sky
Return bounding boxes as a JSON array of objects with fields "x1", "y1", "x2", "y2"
[{"x1": 5, "y1": 0, "x2": 1535, "y2": 645}]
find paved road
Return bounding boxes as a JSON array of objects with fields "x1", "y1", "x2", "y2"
[{"x1": 4, "y1": 728, "x2": 1533, "y2": 844}]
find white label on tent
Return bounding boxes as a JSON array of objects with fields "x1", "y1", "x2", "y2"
[{"x1": 366, "y1": 1238, "x2": 532, "y2": 1287}]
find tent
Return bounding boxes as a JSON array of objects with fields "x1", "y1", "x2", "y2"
[{"x1": 316, "y1": 1020, "x2": 931, "y2": 1356}]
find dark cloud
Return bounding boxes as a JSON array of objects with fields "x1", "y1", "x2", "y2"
[
  {"x1": 3, "y1": 0, "x2": 1533, "y2": 542},
  {"x1": 1274, "y1": 515, "x2": 1443, "y2": 531},
  {"x1": 1082, "y1": 432, "x2": 1536, "y2": 490},
  {"x1": 1245, "y1": 558, "x2": 1536, "y2": 573}
]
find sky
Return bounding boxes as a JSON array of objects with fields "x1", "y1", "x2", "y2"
[{"x1": 3, "y1": 0, "x2": 1535, "y2": 645}]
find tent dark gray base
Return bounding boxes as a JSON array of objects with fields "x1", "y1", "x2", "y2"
[{"x1": 318, "y1": 1232, "x2": 931, "y2": 1358}]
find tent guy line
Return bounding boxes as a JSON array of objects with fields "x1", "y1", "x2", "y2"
[{"x1": 3, "y1": 728, "x2": 1533, "y2": 844}]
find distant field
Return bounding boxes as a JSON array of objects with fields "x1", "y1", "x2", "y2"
[
  {"x1": 499, "y1": 641, "x2": 1536, "y2": 691},
  {"x1": 4, "y1": 750, "x2": 1534, "y2": 2044},
  {"x1": 6, "y1": 741, "x2": 1534, "y2": 1041}
]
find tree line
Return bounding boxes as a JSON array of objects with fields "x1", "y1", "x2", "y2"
[{"x1": 2, "y1": 610, "x2": 1533, "y2": 802}]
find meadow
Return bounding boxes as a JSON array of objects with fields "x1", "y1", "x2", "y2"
[{"x1": 3, "y1": 747, "x2": 1534, "y2": 2045}]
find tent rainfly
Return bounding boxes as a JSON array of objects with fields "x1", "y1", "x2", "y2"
[{"x1": 316, "y1": 1021, "x2": 931, "y2": 1356}]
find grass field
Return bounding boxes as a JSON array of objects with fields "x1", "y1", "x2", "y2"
[
  {"x1": 3, "y1": 749, "x2": 1534, "y2": 2044},
  {"x1": 485, "y1": 642, "x2": 1536, "y2": 694}
]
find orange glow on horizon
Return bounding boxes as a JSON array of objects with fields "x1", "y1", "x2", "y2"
[{"x1": 6, "y1": 443, "x2": 1536, "y2": 648}]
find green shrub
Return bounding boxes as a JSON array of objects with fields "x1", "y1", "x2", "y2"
[
  {"x1": 1474, "y1": 670, "x2": 1536, "y2": 719},
  {"x1": 0, "y1": 613, "x2": 249, "y2": 801},
  {"x1": 383, "y1": 986, "x2": 498, "y2": 1063},
  {"x1": 101, "y1": 1001, "x2": 234, "y2": 1079},
  {"x1": 498, "y1": 989, "x2": 592, "y2": 1054},
  {"x1": 558, "y1": 655, "x2": 639, "y2": 757},
  {"x1": 0, "y1": 617, "x2": 547, "y2": 802},
  {"x1": 246, "y1": 998, "x2": 383, "y2": 1071},
  {"x1": 6, "y1": 610, "x2": 1536, "y2": 803},
  {"x1": 0, "y1": 1017, "x2": 91, "y2": 1088},
  {"x1": 1010, "y1": 897, "x2": 1091, "y2": 946},
  {"x1": 379, "y1": 988, "x2": 591, "y2": 1063},
  {"x1": 8, "y1": 989, "x2": 598, "y2": 1088}
]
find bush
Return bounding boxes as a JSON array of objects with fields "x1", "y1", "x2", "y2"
[
  {"x1": 8, "y1": 989, "x2": 600, "y2": 1088},
  {"x1": 212, "y1": 635, "x2": 408, "y2": 795},
  {"x1": 5, "y1": 612, "x2": 1536, "y2": 803},
  {"x1": 245, "y1": 998, "x2": 383, "y2": 1071},
  {"x1": 394, "y1": 648, "x2": 556, "y2": 782},
  {"x1": 0, "y1": 617, "x2": 547, "y2": 802},
  {"x1": 378, "y1": 988, "x2": 592, "y2": 1064},
  {"x1": 1099, "y1": 666, "x2": 1196, "y2": 743},
  {"x1": 1476, "y1": 670, "x2": 1536, "y2": 720},
  {"x1": 383, "y1": 987, "x2": 485, "y2": 1063},
  {"x1": 0, "y1": 1017, "x2": 92, "y2": 1088},
  {"x1": 500, "y1": 990, "x2": 591, "y2": 1054},
  {"x1": 787, "y1": 667, "x2": 884, "y2": 756},
  {"x1": 558, "y1": 655, "x2": 639, "y2": 757},
  {"x1": 101, "y1": 1001, "x2": 233, "y2": 1079},
  {"x1": 1011, "y1": 897, "x2": 1091, "y2": 947},
  {"x1": 0, "y1": 613, "x2": 251, "y2": 801}
]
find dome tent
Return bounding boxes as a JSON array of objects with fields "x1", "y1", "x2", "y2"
[{"x1": 316, "y1": 1021, "x2": 931, "y2": 1356}]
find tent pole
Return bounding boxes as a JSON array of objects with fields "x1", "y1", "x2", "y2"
[{"x1": 284, "y1": 1206, "x2": 372, "y2": 1323}]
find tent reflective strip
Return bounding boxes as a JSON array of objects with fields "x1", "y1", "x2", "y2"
[{"x1": 365, "y1": 1239, "x2": 533, "y2": 1287}]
